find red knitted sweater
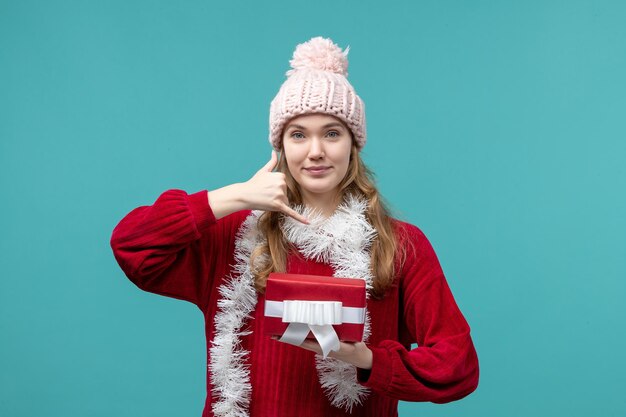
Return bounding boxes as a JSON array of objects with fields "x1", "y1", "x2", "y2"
[{"x1": 110, "y1": 189, "x2": 479, "y2": 417}]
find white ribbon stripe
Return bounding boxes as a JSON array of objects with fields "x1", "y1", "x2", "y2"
[{"x1": 265, "y1": 299, "x2": 365, "y2": 359}]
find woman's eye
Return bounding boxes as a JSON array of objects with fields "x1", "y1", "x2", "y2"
[{"x1": 291, "y1": 131, "x2": 340, "y2": 139}]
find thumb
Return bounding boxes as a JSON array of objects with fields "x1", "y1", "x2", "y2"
[{"x1": 257, "y1": 150, "x2": 278, "y2": 174}]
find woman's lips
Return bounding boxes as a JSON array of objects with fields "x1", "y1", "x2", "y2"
[{"x1": 304, "y1": 167, "x2": 331, "y2": 175}]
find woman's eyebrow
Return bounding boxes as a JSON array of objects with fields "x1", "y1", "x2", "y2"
[{"x1": 286, "y1": 122, "x2": 345, "y2": 131}]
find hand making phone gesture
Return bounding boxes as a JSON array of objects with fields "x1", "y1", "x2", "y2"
[{"x1": 207, "y1": 150, "x2": 309, "y2": 224}]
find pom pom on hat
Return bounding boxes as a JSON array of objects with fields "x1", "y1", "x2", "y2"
[{"x1": 286, "y1": 36, "x2": 350, "y2": 77}]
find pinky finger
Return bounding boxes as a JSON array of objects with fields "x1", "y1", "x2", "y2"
[{"x1": 280, "y1": 205, "x2": 309, "y2": 225}]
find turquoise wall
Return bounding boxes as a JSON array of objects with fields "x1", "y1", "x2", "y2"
[{"x1": 1, "y1": 0, "x2": 624, "y2": 416}]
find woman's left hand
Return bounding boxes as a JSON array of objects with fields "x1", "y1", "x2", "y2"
[{"x1": 273, "y1": 336, "x2": 373, "y2": 370}]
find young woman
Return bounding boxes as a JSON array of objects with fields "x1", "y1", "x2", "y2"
[{"x1": 110, "y1": 36, "x2": 479, "y2": 417}]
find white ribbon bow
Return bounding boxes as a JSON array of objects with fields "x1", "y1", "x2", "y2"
[{"x1": 265, "y1": 299, "x2": 365, "y2": 358}]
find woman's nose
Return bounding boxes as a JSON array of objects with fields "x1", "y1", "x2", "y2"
[{"x1": 308, "y1": 137, "x2": 325, "y2": 158}]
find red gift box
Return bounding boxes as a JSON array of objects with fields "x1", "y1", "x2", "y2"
[{"x1": 264, "y1": 272, "x2": 366, "y2": 343}]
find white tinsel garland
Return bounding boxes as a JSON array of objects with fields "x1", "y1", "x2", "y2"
[{"x1": 209, "y1": 193, "x2": 376, "y2": 416}]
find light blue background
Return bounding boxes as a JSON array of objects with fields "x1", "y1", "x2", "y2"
[{"x1": 1, "y1": 1, "x2": 625, "y2": 416}]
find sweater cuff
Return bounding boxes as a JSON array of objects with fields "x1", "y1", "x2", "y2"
[
  {"x1": 187, "y1": 190, "x2": 217, "y2": 234},
  {"x1": 356, "y1": 345, "x2": 392, "y2": 391}
]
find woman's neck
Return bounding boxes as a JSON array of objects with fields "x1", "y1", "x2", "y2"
[{"x1": 301, "y1": 191, "x2": 342, "y2": 219}]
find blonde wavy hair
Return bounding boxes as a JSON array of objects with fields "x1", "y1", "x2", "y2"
[{"x1": 250, "y1": 132, "x2": 411, "y2": 300}]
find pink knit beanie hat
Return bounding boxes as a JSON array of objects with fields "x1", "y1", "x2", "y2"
[{"x1": 269, "y1": 36, "x2": 366, "y2": 152}]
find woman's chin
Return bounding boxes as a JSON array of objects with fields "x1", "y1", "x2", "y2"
[
  {"x1": 300, "y1": 188, "x2": 343, "y2": 205},
  {"x1": 300, "y1": 184, "x2": 334, "y2": 195}
]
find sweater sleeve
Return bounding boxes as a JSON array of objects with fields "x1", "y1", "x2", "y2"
[
  {"x1": 356, "y1": 223, "x2": 479, "y2": 403},
  {"x1": 109, "y1": 189, "x2": 245, "y2": 311}
]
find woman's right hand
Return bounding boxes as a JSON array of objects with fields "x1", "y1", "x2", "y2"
[{"x1": 240, "y1": 150, "x2": 309, "y2": 224}]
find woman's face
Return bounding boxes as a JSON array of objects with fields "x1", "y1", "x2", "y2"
[{"x1": 281, "y1": 113, "x2": 353, "y2": 206}]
